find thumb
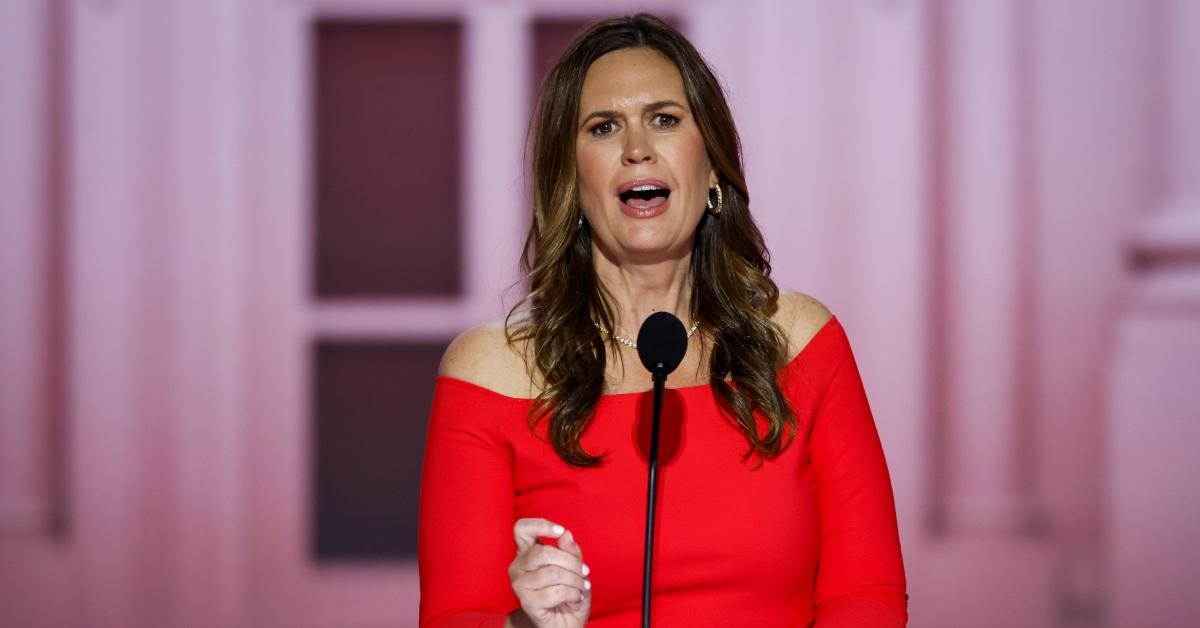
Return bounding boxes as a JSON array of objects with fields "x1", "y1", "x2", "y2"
[{"x1": 558, "y1": 529, "x2": 583, "y2": 559}]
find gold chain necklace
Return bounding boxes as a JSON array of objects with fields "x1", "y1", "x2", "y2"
[{"x1": 593, "y1": 320, "x2": 701, "y2": 350}]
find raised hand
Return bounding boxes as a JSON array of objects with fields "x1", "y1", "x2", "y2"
[{"x1": 507, "y1": 518, "x2": 591, "y2": 628}]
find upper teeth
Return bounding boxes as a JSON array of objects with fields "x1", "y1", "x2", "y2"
[{"x1": 630, "y1": 184, "x2": 662, "y2": 192}]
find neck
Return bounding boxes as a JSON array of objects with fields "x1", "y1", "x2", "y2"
[{"x1": 592, "y1": 243, "x2": 693, "y2": 337}]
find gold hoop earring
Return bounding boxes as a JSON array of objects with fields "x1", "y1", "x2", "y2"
[{"x1": 706, "y1": 184, "x2": 723, "y2": 214}]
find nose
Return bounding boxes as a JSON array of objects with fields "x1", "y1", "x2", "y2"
[{"x1": 621, "y1": 124, "x2": 656, "y2": 165}]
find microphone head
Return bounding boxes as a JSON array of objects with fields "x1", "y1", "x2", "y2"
[{"x1": 636, "y1": 311, "x2": 689, "y2": 375}]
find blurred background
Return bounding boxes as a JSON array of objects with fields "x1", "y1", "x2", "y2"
[{"x1": 1, "y1": 0, "x2": 1198, "y2": 626}]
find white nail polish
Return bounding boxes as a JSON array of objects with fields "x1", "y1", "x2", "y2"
[
  {"x1": 551, "y1": 524, "x2": 564, "y2": 535},
  {"x1": 582, "y1": 564, "x2": 590, "y2": 576},
  {"x1": 584, "y1": 579, "x2": 592, "y2": 590}
]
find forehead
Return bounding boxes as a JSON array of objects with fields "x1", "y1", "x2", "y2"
[{"x1": 579, "y1": 47, "x2": 686, "y2": 111}]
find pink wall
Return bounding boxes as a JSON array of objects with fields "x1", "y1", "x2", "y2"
[{"x1": 1, "y1": 1, "x2": 1197, "y2": 627}]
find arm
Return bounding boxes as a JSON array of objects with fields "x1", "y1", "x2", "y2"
[
  {"x1": 809, "y1": 323, "x2": 909, "y2": 627},
  {"x1": 418, "y1": 378, "x2": 520, "y2": 627}
]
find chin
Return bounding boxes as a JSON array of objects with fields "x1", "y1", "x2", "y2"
[{"x1": 612, "y1": 228, "x2": 692, "y2": 260}]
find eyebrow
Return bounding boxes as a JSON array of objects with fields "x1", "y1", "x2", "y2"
[{"x1": 578, "y1": 99, "x2": 687, "y2": 129}]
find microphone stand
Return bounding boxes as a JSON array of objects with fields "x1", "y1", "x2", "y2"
[
  {"x1": 634, "y1": 310, "x2": 687, "y2": 628},
  {"x1": 642, "y1": 363, "x2": 666, "y2": 628}
]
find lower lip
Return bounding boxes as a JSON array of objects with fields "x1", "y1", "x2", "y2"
[{"x1": 618, "y1": 194, "x2": 672, "y2": 219}]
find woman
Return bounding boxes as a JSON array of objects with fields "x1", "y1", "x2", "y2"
[{"x1": 418, "y1": 13, "x2": 907, "y2": 628}]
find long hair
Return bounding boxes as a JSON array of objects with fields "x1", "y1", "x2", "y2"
[{"x1": 505, "y1": 13, "x2": 795, "y2": 467}]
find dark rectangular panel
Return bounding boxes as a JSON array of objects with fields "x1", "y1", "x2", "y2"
[
  {"x1": 314, "y1": 20, "x2": 462, "y2": 297},
  {"x1": 532, "y1": 19, "x2": 595, "y2": 104},
  {"x1": 312, "y1": 340, "x2": 447, "y2": 561}
]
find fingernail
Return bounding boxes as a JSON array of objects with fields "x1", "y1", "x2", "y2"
[
  {"x1": 551, "y1": 524, "x2": 564, "y2": 535},
  {"x1": 584, "y1": 579, "x2": 592, "y2": 590},
  {"x1": 582, "y1": 563, "x2": 590, "y2": 576}
]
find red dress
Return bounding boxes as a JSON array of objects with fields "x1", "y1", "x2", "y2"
[{"x1": 418, "y1": 315, "x2": 907, "y2": 627}]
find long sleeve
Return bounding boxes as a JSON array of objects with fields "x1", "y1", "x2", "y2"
[
  {"x1": 418, "y1": 378, "x2": 521, "y2": 628},
  {"x1": 808, "y1": 324, "x2": 908, "y2": 627}
]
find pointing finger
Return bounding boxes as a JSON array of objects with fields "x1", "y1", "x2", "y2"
[{"x1": 513, "y1": 517, "x2": 566, "y2": 553}]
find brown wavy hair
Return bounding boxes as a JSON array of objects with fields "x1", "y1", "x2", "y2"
[{"x1": 505, "y1": 13, "x2": 795, "y2": 467}]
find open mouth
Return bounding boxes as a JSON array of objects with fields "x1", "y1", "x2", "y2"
[{"x1": 617, "y1": 185, "x2": 672, "y2": 211}]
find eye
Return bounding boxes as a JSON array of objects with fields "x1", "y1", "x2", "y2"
[
  {"x1": 652, "y1": 113, "x2": 680, "y2": 128},
  {"x1": 589, "y1": 119, "x2": 617, "y2": 137}
]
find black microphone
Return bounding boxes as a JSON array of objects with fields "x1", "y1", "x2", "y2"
[{"x1": 635, "y1": 312, "x2": 688, "y2": 628}]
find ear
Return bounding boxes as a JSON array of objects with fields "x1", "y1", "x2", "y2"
[{"x1": 708, "y1": 167, "x2": 719, "y2": 189}]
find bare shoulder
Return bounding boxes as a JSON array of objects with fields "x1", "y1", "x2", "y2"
[
  {"x1": 772, "y1": 290, "x2": 834, "y2": 360},
  {"x1": 438, "y1": 317, "x2": 538, "y2": 398}
]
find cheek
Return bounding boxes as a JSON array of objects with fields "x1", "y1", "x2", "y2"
[
  {"x1": 683, "y1": 137, "x2": 711, "y2": 180},
  {"x1": 575, "y1": 144, "x2": 611, "y2": 208},
  {"x1": 664, "y1": 137, "x2": 712, "y2": 204}
]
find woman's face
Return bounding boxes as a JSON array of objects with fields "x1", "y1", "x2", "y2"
[{"x1": 575, "y1": 47, "x2": 717, "y2": 263}]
